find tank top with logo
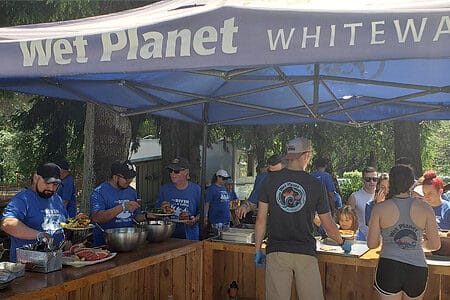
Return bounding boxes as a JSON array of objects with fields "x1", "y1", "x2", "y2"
[{"x1": 380, "y1": 197, "x2": 426, "y2": 267}]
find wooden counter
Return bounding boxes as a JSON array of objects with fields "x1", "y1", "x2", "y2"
[
  {"x1": 1, "y1": 239, "x2": 202, "y2": 300},
  {"x1": 3, "y1": 239, "x2": 450, "y2": 300},
  {"x1": 203, "y1": 241, "x2": 450, "y2": 300}
]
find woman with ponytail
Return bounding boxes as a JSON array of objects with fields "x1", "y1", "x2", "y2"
[
  {"x1": 367, "y1": 165, "x2": 440, "y2": 300},
  {"x1": 422, "y1": 170, "x2": 450, "y2": 230}
]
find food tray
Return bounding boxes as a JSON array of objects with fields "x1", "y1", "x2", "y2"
[
  {"x1": 16, "y1": 248, "x2": 62, "y2": 273},
  {"x1": 316, "y1": 239, "x2": 369, "y2": 257},
  {"x1": 220, "y1": 228, "x2": 255, "y2": 244},
  {"x1": 0, "y1": 262, "x2": 25, "y2": 283}
]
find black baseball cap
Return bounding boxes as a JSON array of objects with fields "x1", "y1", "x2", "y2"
[
  {"x1": 166, "y1": 157, "x2": 190, "y2": 171},
  {"x1": 111, "y1": 160, "x2": 137, "y2": 179},
  {"x1": 37, "y1": 163, "x2": 61, "y2": 184},
  {"x1": 267, "y1": 154, "x2": 285, "y2": 166},
  {"x1": 56, "y1": 160, "x2": 70, "y2": 171}
]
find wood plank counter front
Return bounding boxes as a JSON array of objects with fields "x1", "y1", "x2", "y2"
[
  {"x1": 1, "y1": 239, "x2": 202, "y2": 300},
  {"x1": 203, "y1": 240, "x2": 450, "y2": 300}
]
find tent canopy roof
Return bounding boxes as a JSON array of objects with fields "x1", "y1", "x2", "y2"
[{"x1": 1, "y1": 0, "x2": 450, "y2": 126}]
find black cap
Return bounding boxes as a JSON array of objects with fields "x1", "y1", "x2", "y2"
[
  {"x1": 166, "y1": 157, "x2": 190, "y2": 171},
  {"x1": 256, "y1": 160, "x2": 268, "y2": 170},
  {"x1": 111, "y1": 160, "x2": 137, "y2": 179},
  {"x1": 56, "y1": 160, "x2": 70, "y2": 171},
  {"x1": 37, "y1": 163, "x2": 61, "y2": 184},
  {"x1": 267, "y1": 154, "x2": 284, "y2": 166}
]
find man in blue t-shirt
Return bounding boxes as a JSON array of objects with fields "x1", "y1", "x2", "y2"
[
  {"x1": 155, "y1": 157, "x2": 201, "y2": 240},
  {"x1": 235, "y1": 154, "x2": 285, "y2": 219},
  {"x1": 90, "y1": 159, "x2": 148, "y2": 246},
  {"x1": 1, "y1": 162, "x2": 67, "y2": 262},
  {"x1": 311, "y1": 157, "x2": 339, "y2": 215},
  {"x1": 56, "y1": 160, "x2": 77, "y2": 218}
]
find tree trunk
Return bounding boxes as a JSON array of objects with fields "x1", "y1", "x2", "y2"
[
  {"x1": 159, "y1": 118, "x2": 202, "y2": 185},
  {"x1": 393, "y1": 120, "x2": 422, "y2": 176},
  {"x1": 80, "y1": 103, "x2": 132, "y2": 213}
]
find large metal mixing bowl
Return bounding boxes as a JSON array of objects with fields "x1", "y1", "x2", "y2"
[
  {"x1": 138, "y1": 220, "x2": 175, "y2": 243},
  {"x1": 104, "y1": 227, "x2": 148, "y2": 252}
]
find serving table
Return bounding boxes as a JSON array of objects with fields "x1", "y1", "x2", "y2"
[
  {"x1": 3, "y1": 238, "x2": 450, "y2": 300},
  {"x1": 203, "y1": 240, "x2": 450, "y2": 300},
  {"x1": 1, "y1": 239, "x2": 202, "y2": 300}
]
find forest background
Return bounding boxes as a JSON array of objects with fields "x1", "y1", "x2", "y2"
[{"x1": 0, "y1": 0, "x2": 449, "y2": 206}]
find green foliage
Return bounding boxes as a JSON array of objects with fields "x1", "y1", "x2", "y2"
[
  {"x1": 421, "y1": 121, "x2": 450, "y2": 177},
  {"x1": 339, "y1": 171, "x2": 363, "y2": 204}
]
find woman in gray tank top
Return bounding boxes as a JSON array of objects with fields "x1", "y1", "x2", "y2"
[{"x1": 367, "y1": 165, "x2": 441, "y2": 300}]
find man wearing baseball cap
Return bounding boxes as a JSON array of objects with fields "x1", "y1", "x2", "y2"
[
  {"x1": 205, "y1": 169, "x2": 233, "y2": 234},
  {"x1": 2, "y1": 162, "x2": 67, "y2": 261},
  {"x1": 236, "y1": 153, "x2": 286, "y2": 219},
  {"x1": 155, "y1": 157, "x2": 201, "y2": 240},
  {"x1": 90, "y1": 159, "x2": 146, "y2": 246},
  {"x1": 254, "y1": 137, "x2": 351, "y2": 299}
]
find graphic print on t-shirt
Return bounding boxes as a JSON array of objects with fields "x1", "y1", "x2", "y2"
[
  {"x1": 276, "y1": 182, "x2": 306, "y2": 213},
  {"x1": 390, "y1": 224, "x2": 419, "y2": 249},
  {"x1": 41, "y1": 208, "x2": 64, "y2": 232}
]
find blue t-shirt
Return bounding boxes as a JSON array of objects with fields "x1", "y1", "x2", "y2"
[
  {"x1": 206, "y1": 184, "x2": 230, "y2": 224},
  {"x1": 155, "y1": 182, "x2": 201, "y2": 240},
  {"x1": 433, "y1": 201, "x2": 450, "y2": 230},
  {"x1": 57, "y1": 175, "x2": 77, "y2": 218},
  {"x1": 90, "y1": 181, "x2": 138, "y2": 246},
  {"x1": 248, "y1": 172, "x2": 268, "y2": 205},
  {"x1": 2, "y1": 188, "x2": 67, "y2": 262}
]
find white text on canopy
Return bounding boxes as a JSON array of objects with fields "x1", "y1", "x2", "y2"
[{"x1": 19, "y1": 17, "x2": 238, "y2": 67}]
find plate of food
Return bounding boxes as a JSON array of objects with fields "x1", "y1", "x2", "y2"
[
  {"x1": 339, "y1": 229, "x2": 355, "y2": 239},
  {"x1": 60, "y1": 213, "x2": 92, "y2": 230},
  {"x1": 62, "y1": 246, "x2": 116, "y2": 268},
  {"x1": 61, "y1": 223, "x2": 95, "y2": 231},
  {"x1": 63, "y1": 252, "x2": 117, "y2": 268}
]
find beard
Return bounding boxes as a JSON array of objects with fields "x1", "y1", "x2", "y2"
[{"x1": 38, "y1": 190, "x2": 54, "y2": 199}]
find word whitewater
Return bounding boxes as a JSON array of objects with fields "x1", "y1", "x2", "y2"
[{"x1": 19, "y1": 16, "x2": 450, "y2": 67}]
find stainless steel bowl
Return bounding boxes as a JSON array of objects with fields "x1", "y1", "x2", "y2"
[
  {"x1": 104, "y1": 227, "x2": 148, "y2": 252},
  {"x1": 138, "y1": 220, "x2": 175, "y2": 243}
]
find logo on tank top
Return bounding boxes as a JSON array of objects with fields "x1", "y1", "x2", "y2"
[
  {"x1": 276, "y1": 182, "x2": 306, "y2": 213},
  {"x1": 390, "y1": 224, "x2": 419, "y2": 249}
]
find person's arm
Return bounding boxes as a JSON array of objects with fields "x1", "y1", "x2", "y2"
[
  {"x1": 318, "y1": 212, "x2": 344, "y2": 246},
  {"x1": 1, "y1": 217, "x2": 51, "y2": 240},
  {"x1": 423, "y1": 205, "x2": 441, "y2": 251},
  {"x1": 254, "y1": 202, "x2": 268, "y2": 252},
  {"x1": 235, "y1": 200, "x2": 256, "y2": 219},
  {"x1": 204, "y1": 202, "x2": 210, "y2": 225},
  {"x1": 366, "y1": 205, "x2": 382, "y2": 249}
]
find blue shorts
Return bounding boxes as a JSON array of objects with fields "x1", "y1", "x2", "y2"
[{"x1": 374, "y1": 258, "x2": 428, "y2": 298}]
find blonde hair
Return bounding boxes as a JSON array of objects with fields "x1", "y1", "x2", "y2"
[{"x1": 336, "y1": 205, "x2": 359, "y2": 232}]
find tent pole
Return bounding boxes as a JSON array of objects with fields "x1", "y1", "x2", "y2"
[
  {"x1": 313, "y1": 63, "x2": 319, "y2": 115},
  {"x1": 199, "y1": 103, "x2": 209, "y2": 240}
]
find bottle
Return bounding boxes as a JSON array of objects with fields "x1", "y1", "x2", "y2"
[{"x1": 228, "y1": 280, "x2": 238, "y2": 300}]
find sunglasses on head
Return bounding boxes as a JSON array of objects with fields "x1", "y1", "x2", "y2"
[
  {"x1": 168, "y1": 169, "x2": 185, "y2": 174},
  {"x1": 363, "y1": 177, "x2": 378, "y2": 183}
]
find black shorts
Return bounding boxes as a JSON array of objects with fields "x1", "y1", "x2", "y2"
[{"x1": 374, "y1": 258, "x2": 428, "y2": 298}]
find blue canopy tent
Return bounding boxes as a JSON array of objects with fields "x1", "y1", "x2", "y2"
[
  {"x1": 0, "y1": 0, "x2": 449, "y2": 127},
  {"x1": 1, "y1": 0, "x2": 450, "y2": 236}
]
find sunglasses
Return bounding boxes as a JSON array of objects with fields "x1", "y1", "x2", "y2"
[
  {"x1": 168, "y1": 169, "x2": 185, "y2": 174},
  {"x1": 363, "y1": 177, "x2": 378, "y2": 183}
]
